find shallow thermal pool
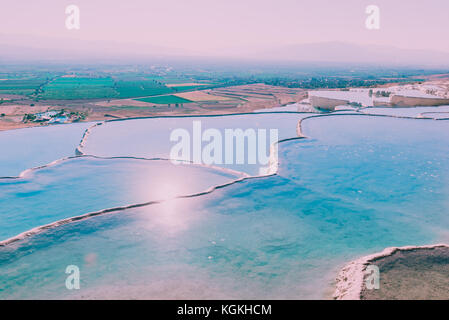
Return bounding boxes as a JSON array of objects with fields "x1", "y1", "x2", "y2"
[
  {"x1": 0, "y1": 123, "x2": 92, "y2": 177},
  {"x1": 360, "y1": 105, "x2": 449, "y2": 117},
  {"x1": 1, "y1": 114, "x2": 448, "y2": 299},
  {"x1": 79, "y1": 113, "x2": 312, "y2": 176},
  {"x1": 0, "y1": 156, "x2": 244, "y2": 242}
]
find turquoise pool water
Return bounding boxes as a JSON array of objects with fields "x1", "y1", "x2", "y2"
[
  {"x1": 361, "y1": 105, "x2": 449, "y2": 117},
  {"x1": 0, "y1": 123, "x2": 92, "y2": 177},
  {"x1": 420, "y1": 112, "x2": 449, "y2": 120},
  {"x1": 0, "y1": 157, "x2": 243, "y2": 242},
  {"x1": 80, "y1": 113, "x2": 311, "y2": 176},
  {"x1": 0, "y1": 113, "x2": 448, "y2": 299}
]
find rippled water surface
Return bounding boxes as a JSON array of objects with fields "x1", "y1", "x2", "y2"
[
  {"x1": 0, "y1": 123, "x2": 92, "y2": 177},
  {"x1": 361, "y1": 105, "x2": 449, "y2": 117},
  {"x1": 0, "y1": 157, "x2": 243, "y2": 241},
  {"x1": 81, "y1": 113, "x2": 311, "y2": 175},
  {"x1": 1, "y1": 113, "x2": 449, "y2": 299}
]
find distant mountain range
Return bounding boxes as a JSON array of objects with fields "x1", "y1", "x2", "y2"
[
  {"x1": 252, "y1": 42, "x2": 449, "y2": 67},
  {"x1": 1, "y1": 34, "x2": 449, "y2": 67}
]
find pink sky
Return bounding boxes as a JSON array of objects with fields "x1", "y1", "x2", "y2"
[{"x1": 1, "y1": 0, "x2": 448, "y2": 55}]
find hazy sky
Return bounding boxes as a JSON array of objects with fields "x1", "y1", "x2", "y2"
[{"x1": 1, "y1": 0, "x2": 448, "y2": 55}]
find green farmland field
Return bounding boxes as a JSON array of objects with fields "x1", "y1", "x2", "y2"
[
  {"x1": 115, "y1": 80, "x2": 174, "y2": 98},
  {"x1": 135, "y1": 95, "x2": 192, "y2": 104},
  {"x1": 39, "y1": 77, "x2": 116, "y2": 100},
  {"x1": 145, "y1": 76, "x2": 191, "y2": 84},
  {"x1": 0, "y1": 79, "x2": 44, "y2": 95},
  {"x1": 2, "y1": 74, "x2": 219, "y2": 101},
  {"x1": 38, "y1": 77, "x2": 177, "y2": 100}
]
